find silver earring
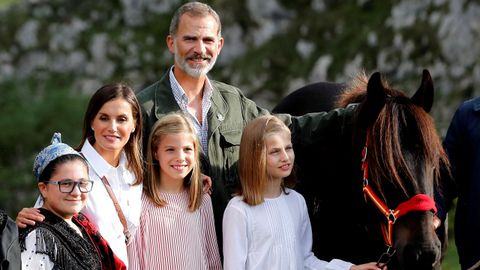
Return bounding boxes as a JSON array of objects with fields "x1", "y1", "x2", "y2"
[
  {"x1": 131, "y1": 128, "x2": 135, "y2": 133},
  {"x1": 91, "y1": 127, "x2": 94, "y2": 131}
]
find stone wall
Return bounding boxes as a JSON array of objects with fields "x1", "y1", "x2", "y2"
[{"x1": 1, "y1": 0, "x2": 480, "y2": 131}]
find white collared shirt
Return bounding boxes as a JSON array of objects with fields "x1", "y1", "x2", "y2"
[{"x1": 81, "y1": 140, "x2": 142, "y2": 267}]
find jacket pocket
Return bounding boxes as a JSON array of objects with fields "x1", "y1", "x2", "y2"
[{"x1": 219, "y1": 129, "x2": 242, "y2": 193}]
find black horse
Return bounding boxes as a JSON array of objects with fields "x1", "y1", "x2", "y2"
[
  {"x1": 274, "y1": 81, "x2": 346, "y2": 115},
  {"x1": 273, "y1": 70, "x2": 449, "y2": 269}
]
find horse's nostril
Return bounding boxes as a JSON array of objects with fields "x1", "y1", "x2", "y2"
[{"x1": 403, "y1": 244, "x2": 439, "y2": 269}]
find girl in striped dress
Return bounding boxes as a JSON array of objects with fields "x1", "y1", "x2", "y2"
[
  {"x1": 127, "y1": 112, "x2": 221, "y2": 270},
  {"x1": 222, "y1": 115, "x2": 381, "y2": 270}
]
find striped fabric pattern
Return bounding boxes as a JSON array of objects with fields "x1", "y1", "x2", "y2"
[{"x1": 127, "y1": 190, "x2": 221, "y2": 270}]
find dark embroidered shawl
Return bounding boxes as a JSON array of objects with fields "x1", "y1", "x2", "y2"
[
  {"x1": 19, "y1": 208, "x2": 101, "y2": 270},
  {"x1": 74, "y1": 212, "x2": 126, "y2": 270},
  {"x1": 0, "y1": 210, "x2": 6, "y2": 231}
]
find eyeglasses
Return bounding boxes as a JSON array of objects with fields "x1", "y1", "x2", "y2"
[{"x1": 43, "y1": 179, "x2": 94, "y2": 193}]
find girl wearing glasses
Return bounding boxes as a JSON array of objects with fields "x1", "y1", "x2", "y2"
[
  {"x1": 17, "y1": 84, "x2": 143, "y2": 267},
  {"x1": 19, "y1": 133, "x2": 125, "y2": 270}
]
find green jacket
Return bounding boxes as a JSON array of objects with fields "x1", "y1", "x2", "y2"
[{"x1": 137, "y1": 71, "x2": 354, "y2": 248}]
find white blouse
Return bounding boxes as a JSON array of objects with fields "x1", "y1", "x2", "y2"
[
  {"x1": 21, "y1": 230, "x2": 53, "y2": 270},
  {"x1": 80, "y1": 140, "x2": 142, "y2": 267}
]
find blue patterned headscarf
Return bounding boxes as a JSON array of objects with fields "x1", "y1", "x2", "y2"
[{"x1": 33, "y1": 132, "x2": 82, "y2": 181}]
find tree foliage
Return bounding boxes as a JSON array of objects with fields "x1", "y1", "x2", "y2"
[{"x1": 0, "y1": 76, "x2": 88, "y2": 215}]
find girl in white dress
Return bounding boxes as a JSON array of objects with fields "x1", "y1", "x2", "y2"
[{"x1": 222, "y1": 115, "x2": 382, "y2": 270}]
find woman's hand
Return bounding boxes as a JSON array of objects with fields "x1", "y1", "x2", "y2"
[{"x1": 16, "y1": 207, "x2": 44, "y2": 228}]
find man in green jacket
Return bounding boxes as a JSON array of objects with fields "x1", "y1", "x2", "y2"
[{"x1": 137, "y1": 1, "x2": 352, "y2": 252}]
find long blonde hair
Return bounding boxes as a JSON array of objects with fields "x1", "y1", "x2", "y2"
[
  {"x1": 239, "y1": 115, "x2": 296, "y2": 206},
  {"x1": 144, "y1": 112, "x2": 202, "y2": 211}
]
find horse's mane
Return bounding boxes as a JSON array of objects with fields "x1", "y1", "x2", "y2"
[
  {"x1": 337, "y1": 72, "x2": 449, "y2": 200},
  {"x1": 335, "y1": 71, "x2": 385, "y2": 108}
]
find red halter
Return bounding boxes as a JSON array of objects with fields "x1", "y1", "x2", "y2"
[{"x1": 361, "y1": 129, "x2": 437, "y2": 263}]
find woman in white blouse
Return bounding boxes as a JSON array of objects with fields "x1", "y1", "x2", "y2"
[{"x1": 17, "y1": 83, "x2": 144, "y2": 267}]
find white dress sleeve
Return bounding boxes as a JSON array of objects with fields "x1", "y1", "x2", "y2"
[
  {"x1": 222, "y1": 200, "x2": 249, "y2": 270},
  {"x1": 21, "y1": 230, "x2": 54, "y2": 270},
  {"x1": 298, "y1": 193, "x2": 354, "y2": 270},
  {"x1": 323, "y1": 259, "x2": 355, "y2": 270}
]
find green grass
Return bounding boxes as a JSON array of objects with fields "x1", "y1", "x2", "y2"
[
  {"x1": 442, "y1": 207, "x2": 460, "y2": 270},
  {"x1": 443, "y1": 238, "x2": 460, "y2": 270}
]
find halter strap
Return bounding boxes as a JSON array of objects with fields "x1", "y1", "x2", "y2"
[{"x1": 361, "y1": 129, "x2": 437, "y2": 255}]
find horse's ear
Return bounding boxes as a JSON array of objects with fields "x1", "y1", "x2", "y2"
[
  {"x1": 411, "y1": 69, "x2": 434, "y2": 113},
  {"x1": 358, "y1": 72, "x2": 386, "y2": 128}
]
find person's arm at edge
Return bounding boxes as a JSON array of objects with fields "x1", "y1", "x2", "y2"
[{"x1": 16, "y1": 196, "x2": 45, "y2": 228}]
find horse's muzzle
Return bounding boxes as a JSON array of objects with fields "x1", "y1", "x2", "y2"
[{"x1": 401, "y1": 243, "x2": 441, "y2": 270}]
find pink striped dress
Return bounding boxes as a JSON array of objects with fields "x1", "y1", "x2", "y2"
[{"x1": 127, "y1": 190, "x2": 222, "y2": 270}]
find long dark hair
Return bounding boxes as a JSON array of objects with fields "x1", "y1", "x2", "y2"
[{"x1": 77, "y1": 83, "x2": 143, "y2": 185}]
